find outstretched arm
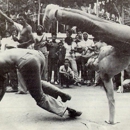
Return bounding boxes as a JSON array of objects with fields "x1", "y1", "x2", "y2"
[
  {"x1": 0, "y1": 10, "x2": 14, "y2": 25},
  {"x1": 0, "y1": 9, "x2": 23, "y2": 36}
]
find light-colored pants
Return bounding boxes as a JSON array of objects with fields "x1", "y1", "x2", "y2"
[
  {"x1": 66, "y1": 56, "x2": 79, "y2": 82},
  {"x1": 17, "y1": 51, "x2": 67, "y2": 116},
  {"x1": 17, "y1": 70, "x2": 27, "y2": 93}
]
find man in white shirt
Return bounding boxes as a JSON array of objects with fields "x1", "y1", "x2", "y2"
[
  {"x1": 76, "y1": 32, "x2": 94, "y2": 84},
  {"x1": 78, "y1": 32, "x2": 94, "y2": 51},
  {"x1": 33, "y1": 25, "x2": 48, "y2": 81},
  {"x1": 64, "y1": 37, "x2": 81, "y2": 86},
  {"x1": 59, "y1": 59, "x2": 75, "y2": 88}
]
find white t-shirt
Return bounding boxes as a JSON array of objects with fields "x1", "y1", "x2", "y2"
[
  {"x1": 33, "y1": 33, "x2": 48, "y2": 54},
  {"x1": 64, "y1": 41, "x2": 77, "y2": 58},
  {"x1": 59, "y1": 65, "x2": 74, "y2": 78},
  {"x1": 72, "y1": 39, "x2": 94, "y2": 57},
  {"x1": 78, "y1": 39, "x2": 94, "y2": 50}
]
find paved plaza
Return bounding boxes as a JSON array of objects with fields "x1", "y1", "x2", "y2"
[{"x1": 0, "y1": 85, "x2": 130, "y2": 130}]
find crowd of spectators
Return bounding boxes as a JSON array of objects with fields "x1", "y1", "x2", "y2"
[
  {"x1": 0, "y1": 14, "x2": 103, "y2": 91},
  {"x1": 0, "y1": 0, "x2": 126, "y2": 94},
  {"x1": 0, "y1": 0, "x2": 120, "y2": 36},
  {"x1": 67, "y1": 0, "x2": 120, "y2": 23}
]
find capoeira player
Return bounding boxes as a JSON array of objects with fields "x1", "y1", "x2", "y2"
[
  {"x1": 43, "y1": 4, "x2": 130, "y2": 124},
  {"x1": 0, "y1": 48, "x2": 82, "y2": 118}
]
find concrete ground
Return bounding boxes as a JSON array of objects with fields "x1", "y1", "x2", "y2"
[{"x1": 0, "y1": 85, "x2": 130, "y2": 130}]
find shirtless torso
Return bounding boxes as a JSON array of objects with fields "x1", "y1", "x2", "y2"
[
  {"x1": 43, "y1": 4, "x2": 130, "y2": 124},
  {"x1": 0, "y1": 10, "x2": 34, "y2": 48},
  {"x1": 19, "y1": 24, "x2": 32, "y2": 43},
  {"x1": 0, "y1": 49, "x2": 41, "y2": 75}
]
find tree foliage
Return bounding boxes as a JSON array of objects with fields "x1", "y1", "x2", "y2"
[{"x1": 0, "y1": 0, "x2": 36, "y2": 12}]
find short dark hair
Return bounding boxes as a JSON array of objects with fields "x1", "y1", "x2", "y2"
[{"x1": 64, "y1": 58, "x2": 70, "y2": 63}]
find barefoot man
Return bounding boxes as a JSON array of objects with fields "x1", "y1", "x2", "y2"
[{"x1": 43, "y1": 4, "x2": 130, "y2": 124}]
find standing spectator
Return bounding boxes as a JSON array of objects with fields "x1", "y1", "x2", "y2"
[
  {"x1": 1, "y1": 30, "x2": 19, "y2": 93},
  {"x1": 77, "y1": 30, "x2": 83, "y2": 41},
  {"x1": 56, "y1": 40, "x2": 66, "y2": 82},
  {"x1": 73, "y1": 35, "x2": 82, "y2": 79},
  {"x1": 65, "y1": 29, "x2": 73, "y2": 45},
  {"x1": 86, "y1": 38, "x2": 107, "y2": 86},
  {"x1": 48, "y1": 32, "x2": 59, "y2": 84},
  {"x1": 81, "y1": 2, "x2": 88, "y2": 13},
  {"x1": 34, "y1": 25, "x2": 49, "y2": 81},
  {"x1": 59, "y1": 59, "x2": 75, "y2": 88},
  {"x1": 56, "y1": 40, "x2": 66, "y2": 68},
  {"x1": 77, "y1": 32, "x2": 94, "y2": 84},
  {"x1": 10, "y1": 10, "x2": 17, "y2": 20},
  {"x1": 64, "y1": 30, "x2": 81, "y2": 86}
]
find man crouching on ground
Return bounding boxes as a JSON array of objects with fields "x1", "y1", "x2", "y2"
[{"x1": 0, "y1": 48, "x2": 82, "y2": 118}]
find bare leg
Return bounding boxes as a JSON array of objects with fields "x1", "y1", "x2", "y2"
[{"x1": 103, "y1": 77, "x2": 115, "y2": 124}]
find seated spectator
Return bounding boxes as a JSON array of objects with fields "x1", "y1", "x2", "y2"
[{"x1": 59, "y1": 59, "x2": 75, "y2": 88}]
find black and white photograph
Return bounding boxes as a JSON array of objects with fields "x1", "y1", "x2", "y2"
[{"x1": 0, "y1": 0, "x2": 130, "y2": 130}]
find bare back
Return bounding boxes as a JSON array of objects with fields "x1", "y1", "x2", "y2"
[{"x1": 0, "y1": 49, "x2": 40, "y2": 75}]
